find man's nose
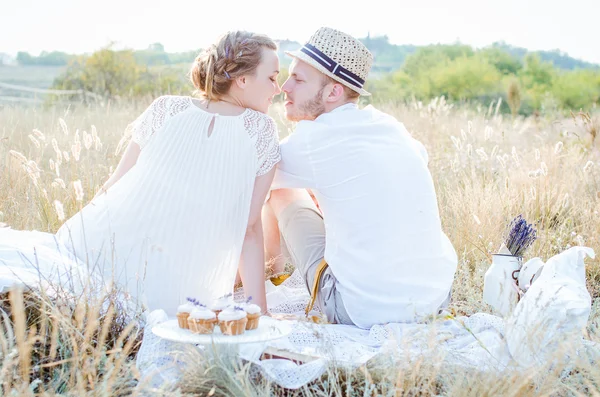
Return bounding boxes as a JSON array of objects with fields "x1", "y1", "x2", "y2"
[{"x1": 281, "y1": 79, "x2": 292, "y2": 94}]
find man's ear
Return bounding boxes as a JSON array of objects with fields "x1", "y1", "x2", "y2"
[{"x1": 326, "y1": 83, "x2": 345, "y2": 103}]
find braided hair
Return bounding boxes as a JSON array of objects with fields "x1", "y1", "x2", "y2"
[{"x1": 190, "y1": 31, "x2": 277, "y2": 101}]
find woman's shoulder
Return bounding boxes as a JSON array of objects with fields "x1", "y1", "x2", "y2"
[
  {"x1": 148, "y1": 95, "x2": 193, "y2": 110},
  {"x1": 242, "y1": 108, "x2": 277, "y2": 133},
  {"x1": 138, "y1": 96, "x2": 196, "y2": 124}
]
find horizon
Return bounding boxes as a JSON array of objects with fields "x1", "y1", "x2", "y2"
[
  {"x1": 2, "y1": 0, "x2": 600, "y2": 64},
  {"x1": 2, "y1": 37, "x2": 598, "y2": 67}
]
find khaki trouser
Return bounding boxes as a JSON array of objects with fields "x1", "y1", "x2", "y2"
[{"x1": 278, "y1": 200, "x2": 353, "y2": 325}]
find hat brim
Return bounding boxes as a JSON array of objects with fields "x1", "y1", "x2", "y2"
[{"x1": 285, "y1": 50, "x2": 371, "y2": 96}]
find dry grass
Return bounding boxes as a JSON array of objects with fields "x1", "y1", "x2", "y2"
[
  {"x1": 1, "y1": 97, "x2": 599, "y2": 395},
  {"x1": 0, "y1": 286, "x2": 143, "y2": 395}
]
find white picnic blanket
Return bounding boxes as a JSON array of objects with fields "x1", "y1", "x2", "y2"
[
  {"x1": 136, "y1": 247, "x2": 598, "y2": 390},
  {"x1": 0, "y1": 229, "x2": 595, "y2": 390},
  {"x1": 136, "y1": 270, "x2": 512, "y2": 389}
]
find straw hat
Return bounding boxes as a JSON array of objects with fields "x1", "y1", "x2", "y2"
[{"x1": 285, "y1": 27, "x2": 373, "y2": 96}]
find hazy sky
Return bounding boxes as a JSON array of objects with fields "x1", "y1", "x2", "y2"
[{"x1": 2, "y1": 0, "x2": 599, "y2": 63}]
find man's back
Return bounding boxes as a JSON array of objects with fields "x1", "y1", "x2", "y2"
[{"x1": 274, "y1": 104, "x2": 457, "y2": 328}]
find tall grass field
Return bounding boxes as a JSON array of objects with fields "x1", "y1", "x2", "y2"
[{"x1": 1, "y1": 97, "x2": 599, "y2": 396}]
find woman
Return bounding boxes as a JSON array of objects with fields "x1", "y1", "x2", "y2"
[{"x1": 3, "y1": 30, "x2": 281, "y2": 316}]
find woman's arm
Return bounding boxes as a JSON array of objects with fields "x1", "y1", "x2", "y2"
[
  {"x1": 93, "y1": 140, "x2": 140, "y2": 199},
  {"x1": 238, "y1": 167, "x2": 276, "y2": 314},
  {"x1": 94, "y1": 96, "x2": 167, "y2": 200}
]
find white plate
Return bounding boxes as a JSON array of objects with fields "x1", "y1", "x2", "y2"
[{"x1": 151, "y1": 316, "x2": 293, "y2": 345}]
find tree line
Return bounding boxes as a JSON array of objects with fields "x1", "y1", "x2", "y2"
[{"x1": 24, "y1": 37, "x2": 598, "y2": 115}]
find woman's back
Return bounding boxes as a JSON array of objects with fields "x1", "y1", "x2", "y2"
[{"x1": 57, "y1": 95, "x2": 280, "y2": 315}]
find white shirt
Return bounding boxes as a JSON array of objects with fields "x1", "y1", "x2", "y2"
[{"x1": 273, "y1": 103, "x2": 457, "y2": 328}]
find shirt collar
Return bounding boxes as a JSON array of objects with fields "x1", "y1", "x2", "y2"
[
  {"x1": 330, "y1": 103, "x2": 358, "y2": 114},
  {"x1": 314, "y1": 103, "x2": 358, "y2": 122}
]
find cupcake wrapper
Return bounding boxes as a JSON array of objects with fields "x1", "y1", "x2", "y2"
[
  {"x1": 219, "y1": 318, "x2": 248, "y2": 335},
  {"x1": 189, "y1": 318, "x2": 217, "y2": 334},
  {"x1": 245, "y1": 314, "x2": 260, "y2": 330},
  {"x1": 177, "y1": 312, "x2": 190, "y2": 329}
]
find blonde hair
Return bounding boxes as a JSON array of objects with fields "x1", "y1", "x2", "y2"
[{"x1": 190, "y1": 31, "x2": 277, "y2": 100}]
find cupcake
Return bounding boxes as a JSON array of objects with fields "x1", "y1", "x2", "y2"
[
  {"x1": 210, "y1": 293, "x2": 233, "y2": 316},
  {"x1": 242, "y1": 299, "x2": 261, "y2": 330},
  {"x1": 218, "y1": 306, "x2": 248, "y2": 336},
  {"x1": 176, "y1": 301, "x2": 196, "y2": 329},
  {"x1": 188, "y1": 306, "x2": 217, "y2": 334}
]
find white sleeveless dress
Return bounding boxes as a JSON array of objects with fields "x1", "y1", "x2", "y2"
[{"x1": 1, "y1": 95, "x2": 280, "y2": 316}]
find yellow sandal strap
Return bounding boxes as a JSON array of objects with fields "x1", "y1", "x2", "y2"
[{"x1": 305, "y1": 258, "x2": 329, "y2": 317}]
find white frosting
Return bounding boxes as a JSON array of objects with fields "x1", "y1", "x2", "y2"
[
  {"x1": 243, "y1": 303, "x2": 261, "y2": 315},
  {"x1": 218, "y1": 307, "x2": 247, "y2": 321},
  {"x1": 211, "y1": 295, "x2": 233, "y2": 311},
  {"x1": 177, "y1": 303, "x2": 195, "y2": 313},
  {"x1": 189, "y1": 307, "x2": 216, "y2": 320}
]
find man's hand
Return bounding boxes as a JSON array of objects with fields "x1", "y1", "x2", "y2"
[
  {"x1": 269, "y1": 312, "x2": 302, "y2": 321},
  {"x1": 307, "y1": 189, "x2": 321, "y2": 212}
]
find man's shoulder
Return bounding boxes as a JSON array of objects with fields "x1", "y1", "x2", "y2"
[
  {"x1": 291, "y1": 105, "x2": 408, "y2": 139},
  {"x1": 322, "y1": 105, "x2": 406, "y2": 133},
  {"x1": 362, "y1": 104, "x2": 402, "y2": 123},
  {"x1": 328, "y1": 104, "x2": 400, "y2": 124},
  {"x1": 293, "y1": 118, "x2": 329, "y2": 136}
]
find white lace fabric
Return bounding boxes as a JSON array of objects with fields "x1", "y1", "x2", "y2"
[
  {"x1": 127, "y1": 95, "x2": 281, "y2": 176},
  {"x1": 243, "y1": 109, "x2": 281, "y2": 176},
  {"x1": 129, "y1": 96, "x2": 193, "y2": 150}
]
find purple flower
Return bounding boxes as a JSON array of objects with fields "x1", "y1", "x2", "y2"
[
  {"x1": 503, "y1": 215, "x2": 537, "y2": 257},
  {"x1": 186, "y1": 297, "x2": 206, "y2": 307}
]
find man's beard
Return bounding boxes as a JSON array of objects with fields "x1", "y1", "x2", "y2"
[{"x1": 288, "y1": 86, "x2": 326, "y2": 122}]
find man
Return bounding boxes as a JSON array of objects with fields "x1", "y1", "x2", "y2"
[{"x1": 264, "y1": 27, "x2": 457, "y2": 329}]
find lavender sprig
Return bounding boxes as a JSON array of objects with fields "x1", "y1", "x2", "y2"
[
  {"x1": 503, "y1": 215, "x2": 537, "y2": 257},
  {"x1": 185, "y1": 297, "x2": 206, "y2": 307}
]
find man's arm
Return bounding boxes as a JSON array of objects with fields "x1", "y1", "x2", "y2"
[{"x1": 271, "y1": 130, "x2": 317, "y2": 190}]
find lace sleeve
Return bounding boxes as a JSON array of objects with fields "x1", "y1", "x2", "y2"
[
  {"x1": 127, "y1": 96, "x2": 191, "y2": 150},
  {"x1": 252, "y1": 114, "x2": 281, "y2": 176}
]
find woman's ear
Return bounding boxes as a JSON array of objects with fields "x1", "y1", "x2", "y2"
[{"x1": 235, "y1": 76, "x2": 247, "y2": 89}]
